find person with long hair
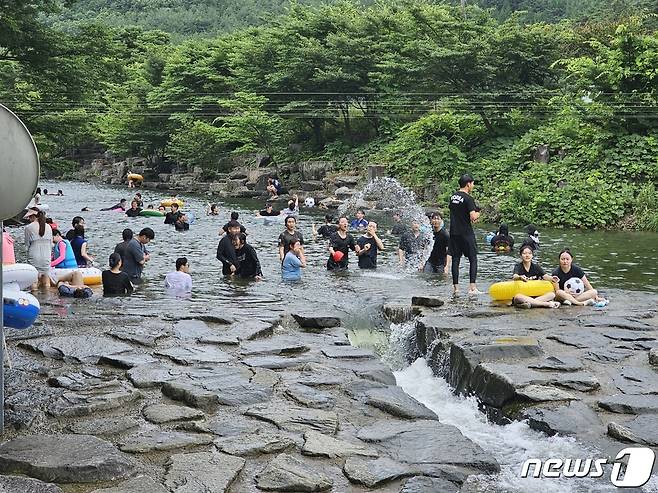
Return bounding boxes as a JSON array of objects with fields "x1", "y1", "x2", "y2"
[
  {"x1": 102, "y1": 253, "x2": 134, "y2": 296},
  {"x1": 551, "y1": 248, "x2": 602, "y2": 306},
  {"x1": 511, "y1": 245, "x2": 560, "y2": 309},
  {"x1": 70, "y1": 224, "x2": 94, "y2": 267},
  {"x1": 24, "y1": 210, "x2": 53, "y2": 288}
]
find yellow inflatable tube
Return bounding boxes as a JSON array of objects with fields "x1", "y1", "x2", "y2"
[
  {"x1": 160, "y1": 199, "x2": 185, "y2": 207},
  {"x1": 489, "y1": 280, "x2": 554, "y2": 301},
  {"x1": 128, "y1": 173, "x2": 143, "y2": 181}
]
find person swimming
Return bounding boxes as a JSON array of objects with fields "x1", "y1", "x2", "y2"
[{"x1": 490, "y1": 223, "x2": 514, "y2": 253}]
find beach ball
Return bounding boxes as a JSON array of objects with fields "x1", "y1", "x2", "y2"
[
  {"x1": 304, "y1": 197, "x2": 315, "y2": 208},
  {"x1": 564, "y1": 277, "x2": 585, "y2": 295}
]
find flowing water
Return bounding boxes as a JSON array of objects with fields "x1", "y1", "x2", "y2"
[{"x1": 7, "y1": 179, "x2": 658, "y2": 492}]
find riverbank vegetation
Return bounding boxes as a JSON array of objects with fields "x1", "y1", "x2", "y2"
[{"x1": 1, "y1": 0, "x2": 657, "y2": 229}]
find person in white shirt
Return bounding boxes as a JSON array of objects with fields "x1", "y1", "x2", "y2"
[{"x1": 164, "y1": 257, "x2": 192, "y2": 296}]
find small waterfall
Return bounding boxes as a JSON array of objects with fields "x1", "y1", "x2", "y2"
[{"x1": 380, "y1": 321, "x2": 417, "y2": 371}]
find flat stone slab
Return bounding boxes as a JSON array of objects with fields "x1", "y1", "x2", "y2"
[
  {"x1": 127, "y1": 363, "x2": 181, "y2": 388},
  {"x1": 281, "y1": 363, "x2": 350, "y2": 387},
  {"x1": 182, "y1": 413, "x2": 267, "y2": 437},
  {"x1": 107, "y1": 326, "x2": 170, "y2": 347},
  {"x1": 400, "y1": 476, "x2": 459, "y2": 492},
  {"x1": 343, "y1": 456, "x2": 419, "y2": 487},
  {"x1": 364, "y1": 386, "x2": 438, "y2": 420},
  {"x1": 143, "y1": 404, "x2": 205, "y2": 424},
  {"x1": 119, "y1": 430, "x2": 214, "y2": 453},
  {"x1": 321, "y1": 345, "x2": 375, "y2": 359},
  {"x1": 162, "y1": 367, "x2": 273, "y2": 410},
  {"x1": 585, "y1": 348, "x2": 633, "y2": 363},
  {"x1": 607, "y1": 415, "x2": 658, "y2": 446},
  {"x1": 580, "y1": 317, "x2": 654, "y2": 331},
  {"x1": 165, "y1": 451, "x2": 245, "y2": 493},
  {"x1": 356, "y1": 368, "x2": 397, "y2": 386},
  {"x1": 215, "y1": 432, "x2": 295, "y2": 456},
  {"x1": 242, "y1": 355, "x2": 317, "y2": 370},
  {"x1": 99, "y1": 352, "x2": 160, "y2": 369},
  {"x1": 155, "y1": 346, "x2": 232, "y2": 365},
  {"x1": 200, "y1": 320, "x2": 276, "y2": 346},
  {"x1": 292, "y1": 313, "x2": 341, "y2": 329},
  {"x1": 357, "y1": 420, "x2": 499, "y2": 474},
  {"x1": 599, "y1": 395, "x2": 658, "y2": 414},
  {"x1": 68, "y1": 417, "x2": 139, "y2": 436},
  {"x1": 240, "y1": 337, "x2": 309, "y2": 356},
  {"x1": 284, "y1": 383, "x2": 335, "y2": 409},
  {"x1": 521, "y1": 401, "x2": 603, "y2": 437},
  {"x1": 613, "y1": 366, "x2": 658, "y2": 395},
  {"x1": 173, "y1": 319, "x2": 215, "y2": 339},
  {"x1": 302, "y1": 430, "x2": 378, "y2": 458},
  {"x1": 47, "y1": 386, "x2": 142, "y2": 418},
  {"x1": 246, "y1": 403, "x2": 339, "y2": 435},
  {"x1": 515, "y1": 385, "x2": 579, "y2": 403},
  {"x1": 529, "y1": 356, "x2": 583, "y2": 372},
  {"x1": 601, "y1": 329, "x2": 656, "y2": 342},
  {"x1": 47, "y1": 368, "x2": 119, "y2": 391},
  {"x1": 0, "y1": 434, "x2": 135, "y2": 483},
  {"x1": 547, "y1": 332, "x2": 611, "y2": 349},
  {"x1": 89, "y1": 476, "x2": 168, "y2": 493},
  {"x1": 0, "y1": 475, "x2": 62, "y2": 493},
  {"x1": 255, "y1": 453, "x2": 333, "y2": 492},
  {"x1": 411, "y1": 296, "x2": 444, "y2": 308},
  {"x1": 19, "y1": 336, "x2": 133, "y2": 364}
]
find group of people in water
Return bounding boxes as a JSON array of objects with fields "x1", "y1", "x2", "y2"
[{"x1": 8, "y1": 176, "x2": 607, "y2": 309}]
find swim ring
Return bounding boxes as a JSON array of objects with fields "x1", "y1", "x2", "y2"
[
  {"x1": 139, "y1": 210, "x2": 165, "y2": 217},
  {"x1": 3, "y1": 282, "x2": 40, "y2": 330},
  {"x1": 128, "y1": 173, "x2": 144, "y2": 182},
  {"x1": 489, "y1": 280, "x2": 554, "y2": 301},
  {"x1": 161, "y1": 199, "x2": 184, "y2": 207},
  {"x1": 2, "y1": 263, "x2": 38, "y2": 289},
  {"x1": 51, "y1": 267, "x2": 102, "y2": 285}
]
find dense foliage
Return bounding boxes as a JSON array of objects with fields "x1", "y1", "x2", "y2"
[{"x1": 2, "y1": 0, "x2": 657, "y2": 229}]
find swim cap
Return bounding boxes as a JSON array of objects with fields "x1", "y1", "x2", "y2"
[{"x1": 332, "y1": 251, "x2": 344, "y2": 262}]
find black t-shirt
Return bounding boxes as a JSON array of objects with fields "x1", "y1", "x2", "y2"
[
  {"x1": 399, "y1": 231, "x2": 425, "y2": 257},
  {"x1": 428, "y1": 228, "x2": 450, "y2": 266},
  {"x1": 125, "y1": 208, "x2": 142, "y2": 217},
  {"x1": 235, "y1": 244, "x2": 262, "y2": 278},
  {"x1": 357, "y1": 235, "x2": 378, "y2": 269},
  {"x1": 317, "y1": 224, "x2": 338, "y2": 239},
  {"x1": 491, "y1": 234, "x2": 514, "y2": 252},
  {"x1": 222, "y1": 222, "x2": 247, "y2": 234},
  {"x1": 514, "y1": 262, "x2": 546, "y2": 280},
  {"x1": 327, "y1": 231, "x2": 356, "y2": 270},
  {"x1": 102, "y1": 270, "x2": 134, "y2": 296},
  {"x1": 449, "y1": 191, "x2": 477, "y2": 237},
  {"x1": 552, "y1": 264, "x2": 586, "y2": 290},
  {"x1": 216, "y1": 235, "x2": 238, "y2": 275},
  {"x1": 165, "y1": 211, "x2": 182, "y2": 224},
  {"x1": 278, "y1": 230, "x2": 304, "y2": 256},
  {"x1": 259, "y1": 209, "x2": 280, "y2": 216}
]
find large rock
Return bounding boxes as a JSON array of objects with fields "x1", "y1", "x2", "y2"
[
  {"x1": 612, "y1": 366, "x2": 658, "y2": 394},
  {"x1": 143, "y1": 404, "x2": 205, "y2": 424},
  {"x1": 19, "y1": 336, "x2": 132, "y2": 364},
  {"x1": 299, "y1": 161, "x2": 334, "y2": 181},
  {"x1": 302, "y1": 430, "x2": 378, "y2": 458},
  {"x1": 47, "y1": 386, "x2": 142, "y2": 418},
  {"x1": 521, "y1": 402, "x2": 604, "y2": 437},
  {"x1": 607, "y1": 415, "x2": 658, "y2": 446},
  {"x1": 343, "y1": 457, "x2": 419, "y2": 487},
  {"x1": 400, "y1": 476, "x2": 459, "y2": 493},
  {"x1": 0, "y1": 434, "x2": 135, "y2": 483},
  {"x1": 357, "y1": 420, "x2": 499, "y2": 474},
  {"x1": 292, "y1": 313, "x2": 341, "y2": 329},
  {"x1": 127, "y1": 363, "x2": 180, "y2": 388},
  {"x1": 0, "y1": 476, "x2": 62, "y2": 493},
  {"x1": 255, "y1": 453, "x2": 333, "y2": 492},
  {"x1": 364, "y1": 386, "x2": 438, "y2": 420},
  {"x1": 165, "y1": 451, "x2": 245, "y2": 493},
  {"x1": 89, "y1": 476, "x2": 168, "y2": 493},
  {"x1": 284, "y1": 383, "x2": 335, "y2": 409},
  {"x1": 215, "y1": 433, "x2": 295, "y2": 456},
  {"x1": 411, "y1": 296, "x2": 444, "y2": 308},
  {"x1": 201, "y1": 320, "x2": 276, "y2": 345},
  {"x1": 246, "y1": 403, "x2": 339, "y2": 435},
  {"x1": 155, "y1": 346, "x2": 232, "y2": 365},
  {"x1": 119, "y1": 430, "x2": 214, "y2": 453},
  {"x1": 68, "y1": 417, "x2": 139, "y2": 436},
  {"x1": 547, "y1": 332, "x2": 611, "y2": 349},
  {"x1": 99, "y1": 352, "x2": 159, "y2": 369},
  {"x1": 321, "y1": 345, "x2": 374, "y2": 359},
  {"x1": 598, "y1": 395, "x2": 658, "y2": 414},
  {"x1": 580, "y1": 316, "x2": 654, "y2": 331},
  {"x1": 529, "y1": 356, "x2": 583, "y2": 372},
  {"x1": 107, "y1": 326, "x2": 170, "y2": 347},
  {"x1": 240, "y1": 337, "x2": 309, "y2": 356}
]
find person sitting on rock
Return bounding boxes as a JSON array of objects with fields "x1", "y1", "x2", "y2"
[
  {"x1": 511, "y1": 245, "x2": 560, "y2": 309},
  {"x1": 267, "y1": 175, "x2": 282, "y2": 199}
]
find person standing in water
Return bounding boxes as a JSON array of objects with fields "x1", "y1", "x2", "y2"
[
  {"x1": 422, "y1": 212, "x2": 451, "y2": 274},
  {"x1": 350, "y1": 209, "x2": 368, "y2": 230},
  {"x1": 327, "y1": 217, "x2": 356, "y2": 271},
  {"x1": 125, "y1": 200, "x2": 142, "y2": 218},
  {"x1": 164, "y1": 257, "x2": 193, "y2": 295},
  {"x1": 217, "y1": 220, "x2": 241, "y2": 275},
  {"x1": 121, "y1": 227, "x2": 154, "y2": 284},
  {"x1": 448, "y1": 174, "x2": 481, "y2": 295},
  {"x1": 233, "y1": 233, "x2": 263, "y2": 279},
  {"x1": 278, "y1": 216, "x2": 304, "y2": 261},
  {"x1": 356, "y1": 221, "x2": 384, "y2": 269},
  {"x1": 398, "y1": 220, "x2": 424, "y2": 265},
  {"x1": 103, "y1": 253, "x2": 134, "y2": 296},
  {"x1": 282, "y1": 239, "x2": 306, "y2": 281},
  {"x1": 312, "y1": 215, "x2": 337, "y2": 240},
  {"x1": 24, "y1": 210, "x2": 53, "y2": 288}
]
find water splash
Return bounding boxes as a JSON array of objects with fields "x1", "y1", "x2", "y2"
[{"x1": 380, "y1": 321, "x2": 417, "y2": 371}]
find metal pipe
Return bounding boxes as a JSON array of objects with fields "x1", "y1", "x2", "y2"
[{"x1": 0, "y1": 219, "x2": 5, "y2": 433}]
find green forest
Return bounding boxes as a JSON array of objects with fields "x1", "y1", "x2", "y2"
[{"x1": 2, "y1": 0, "x2": 657, "y2": 230}]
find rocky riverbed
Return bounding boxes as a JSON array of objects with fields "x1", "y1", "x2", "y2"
[{"x1": 1, "y1": 298, "x2": 501, "y2": 493}]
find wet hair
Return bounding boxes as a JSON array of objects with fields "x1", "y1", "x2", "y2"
[
  {"x1": 73, "y1": 288, "x2": 89, "y2": 299},
  {"x1": 285, "y1": 215, "x2": 297, "y2": 226},
  {"x1": 559, "y1": 248, "x2": 573, "y2": 259},
  {"x1": 458, "y1": 174, "x2": 474, "y2": 188},
  {"x1": 176, "y1": 257, "x2": 188, "y2": 271},
  {"x1": 72, "y1": 216, "x2": 84, "y2": 227},
  {"x1": 227, "y1": 220, "x2": 241, "y2": 230},
  {"x1": 131, "y1": 200, "x2": 138, "y2": 206},
  {"x1": 74, "y1": 224, "x2": 85, "y2": 237},
  {"x1": 324, "y1": 214, "x2": 334, "y2": 223},
  {"x1": 210, "y1": 203, "x2": 218, "y2": 210},
  {"x1": 35, "y1": 211, "x2": 47, "y2": 237},
  {"x1": 109, "y1": 252, "x2": 122, "y2": 269},
  {"x1": 288, "y1": 238, "x2": 300, "y2": 250},
  {"x1": 499, "y1": 223, "x2": 509, "y2": 236},
  {"x1": 52, "y1": 228, "x2": 62, "y2": 238},
  {"x1": 357, "y1": 209, "x2": 365, "y2": 215},
  {"x1": 430, "y1": 211, "x2": 443, "y2": 220},
  {"x1": 57, "y1": 190, "x2": 63, "y2": 195},
  {"x1": 122, "y1": 228, "x2": 133, "y2": 241},
  {"x1": 265, "y1": 203, "x2": 273, "y2": 208},
  {"x1": 46, "y1": 217, "x2": 54, "y2": 224},
  {"x1": 526, "y1": 224, "x2": 538, "y2": 236},
  {"x1": 171, "y1": 203, "x2": 179, "y2": 209},
  {"x1": 43, "y1": 189, "x2": 48, "y2": 195},
  {"x1": 120, "y1": 198, "x2": 127, "y2": 203},
  {"x1": 287, "y1": 201, "x2": 295, "y2": 210},
  {"x1": 230, "y1": 212, "x2": 239, "y2": 221},
  {"x1": 135, "y1": 193, "x2": 142, "y2": 198},
  {"x1": 35, "y1": 187, "x2": 41, "y2": 195},
  {"x1": 235, "y1": 233, "x2": 247, "y2": 244},
  {"x1": 519, "y1": 244, "x2": 534, "y2": 256},
  {"x1": 138, "y1": 227, "x2": 155, "y2": 240}
]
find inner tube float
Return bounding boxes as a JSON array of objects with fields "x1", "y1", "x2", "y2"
[
  {"x1": 139, "y1": 209, "x2": 165, "y2": 217},
  {"x1": 161, "y1": 199, "x2": 184, "y2": 207},
  {"x1": 51, "y1": 267, "x2": 102, "y2": 285},
  {"x1": 489, "y1": 280, "x2": 554, "y2": 301},
  {"x1": 2, "y1": 263, "x2": 38, "y2": 290},
  {"x1": 2, "y1": 232, "x2": 15, "y2": 264},
  {"x1": 128, "y1": 173, "x2": 144, "y2": 182},
  {"x1": 3, "y1": 282, "x2": 40, "y2": 330}
]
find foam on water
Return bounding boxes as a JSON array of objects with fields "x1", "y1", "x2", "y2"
[{"x1": 396, "y1": 358, "x2": 658, "y2": 493}]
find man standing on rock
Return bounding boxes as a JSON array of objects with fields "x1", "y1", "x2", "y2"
[{"x1": 448, "y1": 174, "x2": 481, "y2": 295}]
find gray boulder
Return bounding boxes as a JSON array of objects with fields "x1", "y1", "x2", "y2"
[{"x1": 255, "y1": 453, "x2": 333, "y2": 491}]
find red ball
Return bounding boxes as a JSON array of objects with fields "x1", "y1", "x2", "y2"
[{"x1": 332, "y1": 250, "x2": 344, "y2": 262}]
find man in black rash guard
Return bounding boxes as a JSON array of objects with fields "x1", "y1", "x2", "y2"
[
  {"x1": 233, "y1": 233, "x2": 263, "y2": 279},
  {"x1": 222, "y1": 212, "x2": 247, "y2": 235},
  {"x1": 258, "y1": 203, "x2": 280, "y2": 217},
  {"x1": 448, "y1": 174, "x2": 481, "y2": 295},
  {"x1": 164, "y1": 203, "x2": 182, "y2": 225},
  {"x1": 125, "y1": 200, "x2": 142, "y2": 218},
  {"x1": 217, "y1": 221, "x2": 241, "y2": 275},
  {"x1": 423, "y1": 212, "x2": 451, "y2": 274},
  {"x1": 313, "y1": 215, "x2": 337, "y2": 240}
]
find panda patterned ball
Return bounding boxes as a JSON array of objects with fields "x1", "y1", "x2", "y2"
[{"x1": 565, "y1": 277, "x2": 585, "y2": 295}]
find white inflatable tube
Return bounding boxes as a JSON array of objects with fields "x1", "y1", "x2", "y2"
[
  {"x1": 50, "y1": 267, "x2": 102, "y2": 285},
  {"x1": 2, "y1": 263, "x2": 38, "y2": 289},
  {"x1": 3, "y1": 281, "x2": 40, "y2": 330}
]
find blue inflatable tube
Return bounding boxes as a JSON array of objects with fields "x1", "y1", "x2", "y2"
[{"x1": 2, "y1": 283, "x2": 40, "y2": 330}]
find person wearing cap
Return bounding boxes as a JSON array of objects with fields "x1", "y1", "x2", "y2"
[
  {"x1": 448, "y1": 174, "x2": 481, "y2": 295},
  {"x1": 356, "y1": 221, "x2": 384, "y2": 269},
  {"x1": 422, "y1": 212, "x2": 451, "y2": 274},
  {"x1": 327, "y1": 217, "x2": 356, "y2": 271},
  {"x1": 278, "y1": 216, "x2": 304, "y2": 261},
  {"x1": 282, "y1": 239, "x2": 306, "y2": 281}
]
